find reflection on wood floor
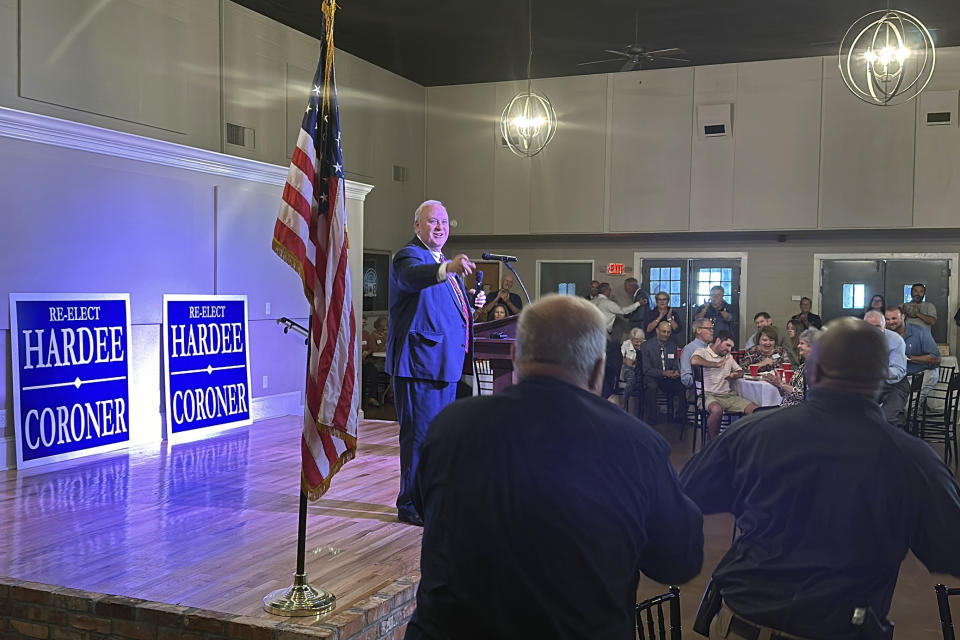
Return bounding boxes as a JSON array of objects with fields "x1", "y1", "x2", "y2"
[
  {"x1": 0, "y1": 412, "x2": 954, "y2": 636},
  {"x1": 0, "y1": 417, "x2": 419, "y2": 623}
]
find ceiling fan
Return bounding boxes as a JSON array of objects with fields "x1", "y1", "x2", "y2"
[{"x1": 578, "y1": 9, "x2": 689, "y2": 72}]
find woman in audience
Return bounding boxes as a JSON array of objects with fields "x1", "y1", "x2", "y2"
[
  {"x1": 741, "y1": 326, "x2": 789, "y2": 372},
  {"x1": 764, "y1": 327, "x2": 822, "y2": 407},
  {"x1": 490, "y1": 304, "x2": 508, "y2": 321},
  {"x1": 783, "y1": 318, "x2": 807, "y2": 364},
  {"x1": 859, "y1": 294, "x2": 886, "y2": 319}
]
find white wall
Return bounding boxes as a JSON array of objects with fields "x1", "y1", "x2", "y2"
[{"x1": 427, "y1": 49, "x2": 960, "y2": 235}]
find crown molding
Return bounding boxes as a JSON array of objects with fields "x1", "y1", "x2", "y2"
[{"x1": 0, "y1": 106, "x2": 374, "y2": 201}]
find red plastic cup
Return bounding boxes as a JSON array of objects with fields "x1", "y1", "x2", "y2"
[
  {"x1": 783, "y1": 369, "x2": 795, "y2": 383},
  {"x1": 782, "y1": 362, "x2": 792, "y2": 371},
  {"x1": 749, "y1": 364, "x2": 759, "y2": 377}
]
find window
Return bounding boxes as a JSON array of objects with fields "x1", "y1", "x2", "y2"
[
  {"x1": 649, "y1": 267, "x2": 681, "y2": 307},
  {"x1": 695, "y1": 268, "x2": 733, "y2": 305},
  {"x1": 558, "y1": 282, "x2": 577, "y2": 296},
  {"x1": 903, "y1": 284, "x2": 913, "y2": 303},
  {"x1": 842, "y1": 283, "x2": 865, "y2": 309}
]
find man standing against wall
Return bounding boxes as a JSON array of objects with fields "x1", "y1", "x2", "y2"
[
  {"x1": 902, "y1": 282, "x2": 937, "y2": 330},
  {"x1": 387, "y1": 200, "x2": 485, "y2": 526}
]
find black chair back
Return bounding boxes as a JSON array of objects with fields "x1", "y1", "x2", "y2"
[
  {"x1": 636, "y1": 586, "x2": 681, "y2": 640},
  {"x1": 691, "y1": 365, "x2": 708, "y2": 453},
  {"x1": 905, "y1": 373, "x2": 925, "y2": 435},
  {"x1": 936, "y1": 583, "x2": 960, "y2": 640}
]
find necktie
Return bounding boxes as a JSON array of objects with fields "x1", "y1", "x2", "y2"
[{"x1": 440, "y1": 254, "x2": 470, "y2": 352}]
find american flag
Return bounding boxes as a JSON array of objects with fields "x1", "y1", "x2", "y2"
[{"x1": 272, "y1": 0, "x2": 358, "y2": 500}]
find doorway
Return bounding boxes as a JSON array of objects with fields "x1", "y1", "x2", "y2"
[
  {"x1": 818, "y1": 256, "x2": 953, "y2": 343},
  {"x1": 536, "y1": 260, "x2": 595, "y2": 299},
  {"x1": 638, "y1": 255, "x2": 745, "y2": 344}
]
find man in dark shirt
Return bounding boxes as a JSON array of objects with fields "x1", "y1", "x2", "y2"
[
  {"x1": 680, "y1": 316, "x2": 960, "y2": 640},
  {"x1": 639, "y1": 320, "x2": 685, "y2": 424},
  {"x1": 624, "y1": 277, "x2": 651, "y2": 329},
  {"x1": 406, "y1": 295, "x2": 704, "y2": 640},
  {"x1": 695, "y1": 285, "x2": 736, "y2": 335}
]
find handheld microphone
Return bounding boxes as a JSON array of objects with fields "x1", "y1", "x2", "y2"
[
  {"x1": 481, "y1": 252, "x2": 518, "y2": 263},
  {"x1": 475, "y1": 269, "x2": 484, "y2": 289}
]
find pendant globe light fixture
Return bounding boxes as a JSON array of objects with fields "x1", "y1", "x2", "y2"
[
  {"x1": 500, "y1": 0, "x2": 557, "y2": 157},
  {"x1": 838, "y1": 8, "x2": 936, "y2": 106}
]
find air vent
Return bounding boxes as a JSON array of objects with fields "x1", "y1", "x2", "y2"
[
  {"x1": 225, "y1": 122, "x2": 255, "y2": 148},
  {"x1": 697, "y1": 103, "x2": 732, "y2": 138},
  {"x1": 392, "y1": 165, "x2": 407, "y2": 182},
  {"x1": 920, "y1": 90, "x2": 958, "y2": 128}
]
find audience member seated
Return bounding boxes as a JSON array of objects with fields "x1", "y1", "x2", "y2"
[
  {"x1": 593, "y1": 282, "x2": 642, "y2": 336},
  {"x1": 680, "y1": 316, "x2": 960, "y2": 640},
  {"x1": 763, "y1": 327, "x2": 821, "y2": 408},
  {"x1": 885, "y1": 306, "x2": 940, "y2": 403},
  {"x1": 681, "y1": 319, "x2": 714, "y2": 388},
  {"x1": 743, "y1": 311, "x2": 784, "y2": 350},
  {"x1": 405, "y1": 295, "x2": 704, "y2": 640},
  {"x1": 859, "y1": 293, "x2": 885, "y2": 319},
  {"x1": 695, "y1": 285, "x2": 736, "y2": 335},
  {"x1": 902, "y1": 282, "x2": 937, "y2": 329},
  {"x1": 643, "y1": 292, "x2": 683, "y2": 339},
  {"x1": 362, "y1": 316, "x2": 389, "y2": 407},
  {"x1": 623, "y1": 277, "x2": 651, "y2": 330},
  {"x1": 639, "y1": 321, "x2": 685, "y2": 424},
  {"x1": 691, "y1": 331, "x2": 757, "y2": 437},
  {"x1": 863, "y1": 310, "x2": 908, "y2": 426},
  {"x1": 614, "y1": 328, "x2": 645, "y2": 410},
  {"x1": 782, "y1": 318, "x2": 806, "y2": 364},
  {"x1": 790, "y1": 296, "x2": 822, "y2": 329},
  {"x1": 489, "y1": 303, "x2": 508, "y2": 321},
  {"x1": 479, "y1": 274, "x2": 523, "y2": 319},
  {"x1": 741, "y1": 327, "x2": 790, "y2": 373}
]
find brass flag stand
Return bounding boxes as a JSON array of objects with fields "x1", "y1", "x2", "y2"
[{"x1": 263, "y1": 317, "x2": 336, "y2": 616}]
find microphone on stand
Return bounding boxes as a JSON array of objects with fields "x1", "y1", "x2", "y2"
[{"x1": 481, "y1": 252, "x2": 518, "y2": 263}]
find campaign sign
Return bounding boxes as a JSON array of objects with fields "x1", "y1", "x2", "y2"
[
  {"x1": 163, "y1": 295, "x2": 252, "y2": 443},
  {"x1": 10, "y1": 293, "x2": 133, "y2": 469}
]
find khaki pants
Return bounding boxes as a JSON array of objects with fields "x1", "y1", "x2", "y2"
[{"x1": 709, "y1": 604, "x2": 810, "y2": 640}]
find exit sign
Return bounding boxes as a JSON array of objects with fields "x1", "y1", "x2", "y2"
[{"x1": 607, "y1": 263, "x2": 624, "y2": 275}]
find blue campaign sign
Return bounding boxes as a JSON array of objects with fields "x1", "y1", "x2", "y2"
[
  {"x1": 9, "y1": 293, "x2": 133, "y2": 469},
  {"x1": 162, "y1": 295, "x2": 253, "y2": 442}
]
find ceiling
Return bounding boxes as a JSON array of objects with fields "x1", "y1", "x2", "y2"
[{"x1": 233, "y1": 0, "x2": 960, "y2": 87}]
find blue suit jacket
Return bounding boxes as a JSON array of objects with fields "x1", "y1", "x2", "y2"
[{"x1": 386, "y1": 237, "x2": 472, "y2": 383}]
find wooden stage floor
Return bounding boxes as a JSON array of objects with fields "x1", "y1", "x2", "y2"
[{"x1": 0, "y1": 413, "x2": 954, "y2": 636}]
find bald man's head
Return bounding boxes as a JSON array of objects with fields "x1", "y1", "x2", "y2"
[
  {"x1": 807, "y1": 316, "x2": 888, "y2": 398},
  {"x1": 514, "y1": 295, "x2": 606, "y2": 392}
]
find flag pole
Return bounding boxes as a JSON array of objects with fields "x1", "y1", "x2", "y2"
[{"x1": 263, "y1": 317, "x2": 336, "y2": 616}]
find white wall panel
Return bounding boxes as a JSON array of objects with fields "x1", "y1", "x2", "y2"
[
  {"x1": 734, "y1": 58, "x2": 821, "y2": 230},
  {"x1": 820, "y1": 57, "x2": 916, "y2": 228},
  {"x1": 14, "y1": 0, "x2": 220, "y2": 151},
  {"x1": 222, "y1": 2, "x2": 288, "y2": 166},
  {"x1": 690, "y1": 65, "x2": 737, "y2": 231},
  {"x1": 914, "y1": 49, "x2": 960, "y2": 228},
  {"x1": 529, "y1": 75, "x2": 607, "y2": 234},
  {"x1": 426, "y1": 84, "x2": 497, "y2": 234},
  {"x1": 609, "y1": 68, "x2": 693, "y2": 232}
]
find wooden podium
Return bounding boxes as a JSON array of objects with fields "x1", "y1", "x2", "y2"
[{"x1": 470, "y1": 316, "x2": 518, "y2": 394}]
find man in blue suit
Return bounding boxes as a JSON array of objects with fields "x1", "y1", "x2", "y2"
[{"x1": 387, "y1": 200, "x2": 485, "y2": 525}]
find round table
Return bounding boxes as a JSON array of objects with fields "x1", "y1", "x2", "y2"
[{"x1": 733, "y1": 377, "x2": 782, "y2": 408}]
